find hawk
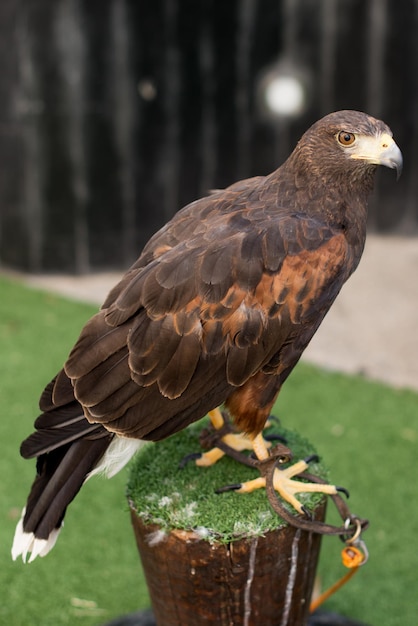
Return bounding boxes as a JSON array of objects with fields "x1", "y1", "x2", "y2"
[{"x1": 12, "y1": 110, "x2": 402, "y2": 562}]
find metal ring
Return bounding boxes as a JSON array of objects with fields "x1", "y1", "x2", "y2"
[{"x1": 344, "y1": 517, "x2": 362, "y2": 544}]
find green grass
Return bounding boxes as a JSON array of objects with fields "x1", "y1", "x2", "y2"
[
  {"x1": 1, "y1": 274, "x2": 418, "y2": 625},
  {"x1": 0, "y1": 277, "x2": 147, "y2": 625}
]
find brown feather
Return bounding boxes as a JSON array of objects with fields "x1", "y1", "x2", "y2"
[
  {"x1": 16, "y1": 111, "x2": 401, "y2": 557},
  {"x1": 65, "y1": 313, "x2": 129, "y2": 378}
]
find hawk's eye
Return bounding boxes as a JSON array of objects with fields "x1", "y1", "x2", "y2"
[{"x1": 338, "y1": 131, "x2": 356, "y2": 146}]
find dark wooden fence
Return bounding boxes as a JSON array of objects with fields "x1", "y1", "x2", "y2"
[{"x1": 0, "y1": 0, "x2": 416, "y2": 273}]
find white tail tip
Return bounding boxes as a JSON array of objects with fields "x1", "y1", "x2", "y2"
[{"x1": 11, "y1": 508, "x2": 62, "y2": 563}]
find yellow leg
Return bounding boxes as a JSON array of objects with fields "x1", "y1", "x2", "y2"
[
  {"x1": 251, "y1": 432, "x2": 270, "y2": 460},
  {"x1": 196, "y1": 408, "x2": 267, "y2": 467},
  {"x1": 207, "y1": 408, "x2": 224, "y2": 430}
]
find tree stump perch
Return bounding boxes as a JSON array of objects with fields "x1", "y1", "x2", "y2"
[{"x1": 127, "y1": 421, "x2": 329, "y2": 626}]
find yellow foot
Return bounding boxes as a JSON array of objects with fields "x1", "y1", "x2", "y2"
[
  {"x1": 222, "y1": 433, "x2": 347, "y2": 516},
  {"x1": 195, "y1": 431, "x2": 255, "y2": 466},
  {"x1": 236, "y1": 459, "x2": 338, "y2": 515},
  {"x1": 195, "y1": 408, "x2": 270, "y2": 468}
]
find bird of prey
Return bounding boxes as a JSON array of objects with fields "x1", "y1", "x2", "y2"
[{"x1": 12, "y1": 110, "x2": 402, "y2": 563}]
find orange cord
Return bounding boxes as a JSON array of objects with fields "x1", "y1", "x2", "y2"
[
  {"x1": 310, "y1": 545, "x2": 367, "y2": 613},
  {"x1": 310, "y1": 567, "x2": 359, "y2": 613}
]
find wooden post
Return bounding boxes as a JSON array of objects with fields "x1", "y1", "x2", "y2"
[
  {"x1": 130, "y1": 505, "x2": 325, "y2": 626},
  {"x1": 127, "y1": 422, "x2": 328, "y2": 626}
]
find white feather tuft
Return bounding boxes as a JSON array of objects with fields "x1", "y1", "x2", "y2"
[
  {"x1": 146, "y1": 529, "x2": 167, "y2": 547},
  {"x1": 194, "y1": 526, "x2": 211, "y2": 539},
  {"x1": 87, "y1": 436, "x2": 144, "y2": 479},
  {"x1": 11, "y1": 508, "x2": 62, "y2": 563}
]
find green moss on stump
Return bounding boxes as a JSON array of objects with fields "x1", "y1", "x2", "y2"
[{"x1": 127, "y1": 418, "x2": 329, "y2": 544}]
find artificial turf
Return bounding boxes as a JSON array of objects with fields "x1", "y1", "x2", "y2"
[
  {"x1": 127, "y1": 422, "x2": 328, "y2": 543},
  {"x1": 1, "y1": 274, "x2": 418, "y2": 625}
]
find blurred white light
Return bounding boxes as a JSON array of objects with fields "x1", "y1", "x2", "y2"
[
  {"x1": 138, "y1": 79, "x2": 157, "y2": 101},
  {"x1": 264, "y1": 75, "x2": 305, "y2": 117},
  {"x1": 257, "y1": 60, "x2": 310, "y2": 121}
]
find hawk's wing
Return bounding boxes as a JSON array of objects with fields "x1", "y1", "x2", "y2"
[{"x1": 61, "y1": 190, "x2": 355, "y2": 442}]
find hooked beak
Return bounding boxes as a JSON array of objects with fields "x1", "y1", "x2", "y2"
[
  {"x1": 350, "y1": 132, "x2": 403, "y2": 180},
  {"x1": 377, "y1": 135, "x2": 403, "y2": 180}
]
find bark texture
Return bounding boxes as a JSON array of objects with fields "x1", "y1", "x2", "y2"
[{"x1": 130, "y1": 500, "x2": 326, "y2": 626}]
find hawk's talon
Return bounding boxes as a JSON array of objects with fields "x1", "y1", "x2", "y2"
[
  {"x1": 301, "y1": 505, "x2": 313, "y2": 520},
  {"x1": 336, "y1": 486, "x2": 350, "y2": 499},
  {"x1": 178, "y1": 452, "x2": 202, "y2": 469},
  {"x1": 263, "y1": 433, "x2": 287, "y2": 444},
  {"x1": 304, "y1": 454, "x2": 320, "y2": 464},
  {"x1": 215, "y1": 483, "x2": 242, "y2": 494}
]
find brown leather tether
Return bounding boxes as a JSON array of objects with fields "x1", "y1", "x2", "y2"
[
  {"x1": 260, "y1": 449, "x2": 369, "y2": 539},
  {"x1": 198, "y1": 420, "x2": 369, "y2": 540}
]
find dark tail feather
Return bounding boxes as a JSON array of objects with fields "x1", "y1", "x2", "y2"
[
  {"x1": 13, "y1": 369, "x2": 142, "y2": 562},
  {"x1": 24, "y1": 436, "x2": 112, "y2": 537},
  {"x1": 12, "y1": 434, "x2": 112, "y2": 562}
]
